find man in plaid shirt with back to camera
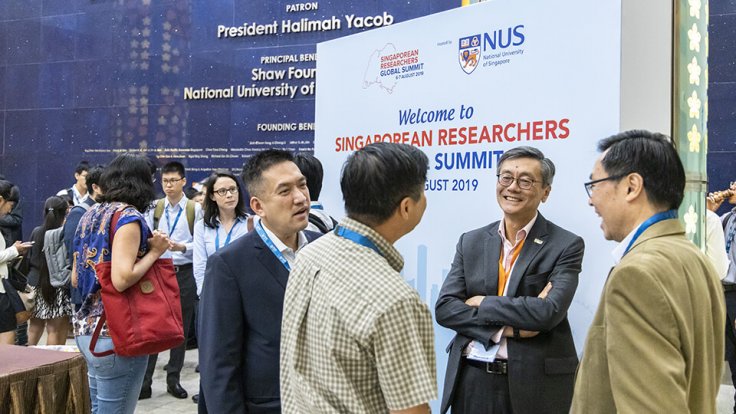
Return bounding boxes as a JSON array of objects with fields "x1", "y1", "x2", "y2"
[{"x1": 281, "y1": 142, "x2": 437, "y2": 413}]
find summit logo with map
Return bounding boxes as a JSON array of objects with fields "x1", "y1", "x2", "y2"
[{"x1": 363, "y1": 43, "x2": 425, "y2": 94}]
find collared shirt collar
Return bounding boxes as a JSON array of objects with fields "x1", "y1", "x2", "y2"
[
  {"x1": 72, "y1": 185, "x2": 88, "y2": 204},
  {"x1": 337, "y1": 217, "x2": 404, "y2": 272},
  {"x1": 261, "y1": 222, "x2": 309, "y2": 254},
  {"x1": 498, "y1": 213, "x2": 538, "y2": 246},
  {"x1": 215, "y1": 215, "x2": 248, "y2": 227},
  {"x1": 612, "y1": 224, "x2": 640, "y2": 264},
  {"x1": 164, "y1": 195, "x2": 187, "y2": 211}
]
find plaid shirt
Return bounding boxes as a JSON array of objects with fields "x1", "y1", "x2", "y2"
[{"x1": 281, "y1": 217, "x2": 437, "y2": 413}]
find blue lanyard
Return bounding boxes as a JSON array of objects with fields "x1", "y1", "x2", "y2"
[
  {"x1": 334, "y1": 226, "x2": 382, "y2": 257},
  {"x1": 311, "y1": 203, "x2": 323, "y2": 210},
  {"x1": 215, "y1": 219, "x2": 240, "y2": 251},
  {"x1": 165, "y1": 205, "x2": 184, "y2": 235},
  {"x1": 255, "y1": 221, "x2": 291, "y2": 271},
  {"x1": 624, "y1": 210, "x2": 678, "y2": 255}
]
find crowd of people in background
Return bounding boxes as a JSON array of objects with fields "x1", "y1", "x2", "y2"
[{"x1": 0, "y1": 130, "x2": 734, "y2": 414}]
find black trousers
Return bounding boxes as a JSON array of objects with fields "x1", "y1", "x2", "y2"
[
  {"x1": 724, "y1": 289, "x2": 736, "y2": 413},
  {"x1": 452, "y1": 359, "x2": 513, "y2": 414},
  {"x1": 143, "y1": 263, "x2": 196, "y2": 386}
]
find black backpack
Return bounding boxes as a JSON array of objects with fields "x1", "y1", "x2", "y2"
[{"x1": 308, "y1": 213, "x2": 338, "y2": 234}]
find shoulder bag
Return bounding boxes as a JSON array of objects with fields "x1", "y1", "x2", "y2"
[{"x1": 90, "y1": 210, "x2": 184, "y2": 357}]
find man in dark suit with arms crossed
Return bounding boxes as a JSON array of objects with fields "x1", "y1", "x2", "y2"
[
  {"x1": 198, "y1": 150, "x2": 320, "y2": 413},
  {"x1": 436, "y1": 146, "x2": 584, "y2": 414}
]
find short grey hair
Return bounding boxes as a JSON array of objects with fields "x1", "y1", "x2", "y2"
[{"x1": 496, "y1": 146, "x2": 555, "y2": 186}]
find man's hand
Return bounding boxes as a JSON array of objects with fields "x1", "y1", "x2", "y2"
[
  {"x1": 503, "y1": 325, "x2": 539, "y2": 338},
  {"x1": 538, "y1": 282, "x2": 552, "y2": 299},
  {"x1": 706, "y1": 195, "x2": 722, "y2": 212},
  {"x1": 465, "y1": 295, "x2": 484, "y2": 307},
  {"x1": 168, "y1": 240, "x2": 186, "y2": 252},
  {"x1": 503, "y1": 282, "x2": 553, "y2": 339},
  {"x1": 390, "y1": 403, "x2": 430, "y2": 414},
  {"x1": 148, "y1": 230, "x2": 170, "y2": 255}
]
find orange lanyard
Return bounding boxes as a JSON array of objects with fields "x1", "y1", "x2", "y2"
[{"x1": 497, "y1": 239, "x2": 525, "y2": 296}]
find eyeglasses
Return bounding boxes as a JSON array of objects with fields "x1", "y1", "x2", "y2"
[
  {"x1": 583, "y1": 173, "x2": 628, "y2": 198},
  {"x1": 497, "y1": 174, "x2": 537, "y2": 190},
  {"x1": 162, "y1": 178, "x2": 183, "y2": 185},
  {"x1": 213, "y1": 186, "x2": 238, "y2": 197}
]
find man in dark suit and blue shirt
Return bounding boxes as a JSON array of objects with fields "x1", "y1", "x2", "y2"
[
  {"x1": 436, "y1": 146, "x2": 584, "y2": 414},
  {"x1": 198, "y1": 149, "x2": 320, "y2": 413}
]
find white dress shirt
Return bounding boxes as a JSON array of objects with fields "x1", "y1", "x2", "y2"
[
  {"x1": 466, "y1": 214, "x2": 537, "y2": 361},
  {"x1": 56, "y1": 186, "x2": 89, "y2": 206},
  {"x1": 146, "y1": 196, "x2": 203, "y2": 265},
  {"x1": 193, "y1": 215, "x2": 250, "y2": 295},
  {"x1": 260, "y1": 222, "x2": 309, "y2": 268},
  {"x1": 705, "y1": 210, "x2": 729, "y2": 280}
]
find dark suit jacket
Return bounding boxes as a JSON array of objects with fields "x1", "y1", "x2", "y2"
[
  {"x1": 435, "y1": 213, "x2": 584, "y2": 414},
  {"x1": 198, "y1": 229, "x2": 321, "y2": 414}
]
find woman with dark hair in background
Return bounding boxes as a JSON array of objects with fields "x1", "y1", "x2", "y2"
[
  {"x1": 193, "y1": 170, "x2": 250, "y2": 297},
  {"x1": 27, "y1": 196, "x2": 73, "y2": 345},
  {"x1": 191, "y1": 170, "x2": 250, "y2": 404},
  {"x1": 0, "y1": 181, "x2": 32, "y2": 344},
  {"x1": 72, "y1": 153, "x2": 169, "y2": 414}
]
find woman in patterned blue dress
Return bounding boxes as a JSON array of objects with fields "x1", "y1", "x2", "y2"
[{"x1": 72, "y1": 154, "x2": 170, "y2": 414}]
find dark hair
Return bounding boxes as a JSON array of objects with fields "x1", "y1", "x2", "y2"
[
  {"x1": 0, "y1": 180, "x2": 18, "y2": 204},
  {"x1": 9, "y1": 186, "x2": 19, "y2": 204},
  {"x1": 497, "y1": 146, "x2": 555, "y2": 186},
  {"x1": 294, "y1": 153, "x2": 324, "y2": 201},
  {"x1": 98, "y1": 153, "x2": 156, "y2": 212},
  {"x1": 598, "y1": 130, "x2": 685, "y2": 210},
  {"x1": 184, "y1": 186, "x2": 199, "y2": 200},
  {"x1": 161, "y1": 161, "x2": 185, "y2": 178},
  {"x1": 32, "y1": 196, "x2": 68, "y2": 304},
  {"x1": 85, "y1": 165, "x2": 105, "y2": 197},
  {"x1": 341, "y1": 143, "x2": 428, "y2": 225},
  {"x1": 203, "y1": 170, "x2": 247, "y2": 228},
  {"x1": 75, "y1": 160, "x2": 90, "y2": 175},
  {"x1": 147, "y1": 157, "x2": 157, "y2": 176},
  {"x1": 59, "y1": 194, "x2": 73, "y2": 207},
  {"x1": 241, "y1": 150, "x2": 295, "y2": 197}
]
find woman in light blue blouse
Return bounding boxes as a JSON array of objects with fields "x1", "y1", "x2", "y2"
[{"x1": 193, "y1": 170, "x2": 251, "y2": 296}]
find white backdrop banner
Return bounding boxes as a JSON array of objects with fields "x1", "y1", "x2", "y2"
[{"x1": 315, "y1": 0, "x2": 621, "y2": 409}]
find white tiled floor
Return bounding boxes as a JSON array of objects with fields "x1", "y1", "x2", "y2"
[
  {"x1": 53, "y1": 334, "x2": 736, "y2": 413},
  {"x1": 135, "y1": 348, "x2": 199, "y2": 413}
]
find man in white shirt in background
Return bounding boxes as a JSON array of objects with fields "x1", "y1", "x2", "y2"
[
  {"x1": 56, "y1": 160, "x2": 90, "y2": 206},
  {"x1": 141, "y1": 161, "x2": 202, "y2": 400}
]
